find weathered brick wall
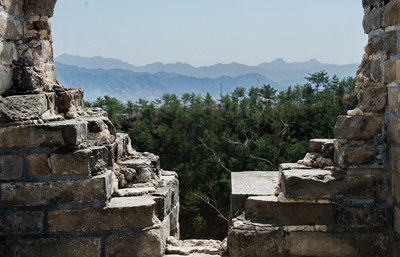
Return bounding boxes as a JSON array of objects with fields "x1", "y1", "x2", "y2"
[
  {"x1": 362, "y1": 0, "x2": 400, "y2": 254},
  {"x1": 0, "y1": 0, "x2": 57, "y2": 96}
]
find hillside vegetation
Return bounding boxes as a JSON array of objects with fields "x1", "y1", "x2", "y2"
[{"x1": 86, "y1": 71, "x2": 356, "y2": 239}]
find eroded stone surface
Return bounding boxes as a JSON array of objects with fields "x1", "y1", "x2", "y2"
[
  {"x1": 1, "y1": 171, "x2": 116, "y2": 206},
  {"x1": 231, "y1": 171, "x2": 279, "y2": 215},
  {"x1": 245, "y1": 195, "x2": 335, "y2": 225},
  {"x1": 280, "y1": 169, "x2": 385, "y2": 200}
]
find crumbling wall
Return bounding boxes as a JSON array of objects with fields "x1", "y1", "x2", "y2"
[
  {"x1": 0, "y1": 1, "x2": 180, "y2": 256},
  {"x1": 362, "y1": 0, "x2": 400, "y2": 255},
  {"x1": 0, "y1": 0, "x2": 57, "y2": 96},
  {"x1": 228, "y1": 1, "x2": 400, "y2": 256}
]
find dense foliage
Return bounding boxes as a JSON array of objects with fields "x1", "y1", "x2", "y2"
[{"x1": 87, "y1": 71, "x2": 356, "y2": 239}]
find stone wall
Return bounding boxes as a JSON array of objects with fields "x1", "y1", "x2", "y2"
[
  {"x1": 228, "y1": 1, "x2": 400, "y2": 256},
  {"x1": 0, "y1": 1, "x2": 181, "y2": 256},
  {"x1": 364, "y1": 0, "x2": 400, "y2": 255},
  {"x1": 0, "y1": 0, "x2": 57, "y2": 96},
  {"x1": 1, "y1": 0, "x2": 400, "y2": 256}
]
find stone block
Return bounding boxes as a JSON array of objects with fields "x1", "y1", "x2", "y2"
[
  {"x1": 0, "y1": 94, "x2": 48, "y2": 123},
  {"x1": 355, "y1": 86, "x2": 387, "y2": 113},
  {"x1": 77, "y1": 116, "x2": 116, "y2": 146},
  {"x1": 1, "y1": 171, "x2": 115, "y2": 206},
  {"x1": 12, "y1": 66, "x2": 44, "y2": 94},
  {"x1": 392, "y1": 173, "x2": 400, "y2": 204},
  {"x1": 395, "y1": 206, "x2": 400, "y2": 234},
  {"x1": 1, "y1": 237, "x2": 101, "y2": 257},
  {"x1": 309, "y1": 139, "x2": 334, "y2": 158},
  {"x1": 389, "y1": 119, "x2": 400, "y2": 145},
  {"x1": 1, "y1": 0, "x2": 23, "y2": 16},
  {"x1": 363, "y1": 6, "x2": 383, "y2": 33},
  {"x1": 288, "y1": 232, "x2": 388, "y2": 257},
  {"x1": 334, "y1": 139, "x2": 385, "y2": 169},
  {"x1": 297, "y1": 152, "x2": 334, "y2": 168},
  {"x1": 48, "y1": 195, "x2": 156, "y2": 232},
  {"x1": 370, "y1": 58, "x2": 383, "y2": 81},
  {"x1": 228, "y1": 227, "x2": 284, "y2": 257},
  {"x1": 336, "y1": 199, "x2": 386, "y2": 228},
  {"x1": 116, "y1": 133, "x2": 132, "y2": 158},
  {"x1": 27, "y1": 153, "x2": 50, "y2": 176},
  {"x1": 0, "y1": 120, "x2": 87, "y2": 148},
  {"x1": 0, "y1": 66, "x2": 12, "y2": 94},
  {"x1": 388, "y1": 85, "x2": 400, "y2": 114},
  {"x1": 0, "y1": 210, "x2": 43, "y2": 235},
  {"x1": 51, "y1": 146, "x2": 108, "y2": 175},
  {"x1": 56, "y1": 88, "x2": 84, "y2": 114},
  {"x1": 280, "y1": 169, "x2": 385, "y2": 200},
  {"x1": 369, "y1": 31, "x2": 399, "y2": 55},
  {"x1": 88, "y1": 146, "x2": 109, "y2": 173},
  {"x1": 0, "y1": 154, "x2": 23, "y2": 180},
  {"x1": 50, "y1": 150, "x2": 90, "y2": 176},
  {"x1": 391, "y1": 147, "x2": 400, "y2": 172},
  {"x1": 245, "y1": 196, "x2": 335, "y2": 225},
  {"x1": 105, "y1": 228, "x2": 164, "y2": 257},
  {"x1": 383, "y1": 59, "x2": 400, "y2": 83},
  {"x1": 0, "y1": 41, "x2": 17, "y2": 65},
  {"x1": 334, "y1": 115, "x2": 383, "y2": 140},
  {"x1": 0, "y1": 15, "x2": 23, "y2": 40},
  {"x1": 231, "y1": 171, "x2": 279, "y2": 216},
  {"x1": 383, "y1": 1, "x2": 400, "y2": 27}
]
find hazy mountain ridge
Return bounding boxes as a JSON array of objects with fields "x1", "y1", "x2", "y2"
[
  {"x1": 55, "y1": 62, "x2": 278, "y2": 102},
  {"x1": 55, "y1": 54, "x2": 359, "y2": 102}
]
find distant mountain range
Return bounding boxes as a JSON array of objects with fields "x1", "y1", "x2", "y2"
[{"x1": 55, "y1": 54, "x2": 359, "y2": 102}]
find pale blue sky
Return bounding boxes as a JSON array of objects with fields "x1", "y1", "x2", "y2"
[{"x1": 51, "y1": 0, "x2": 366, "y2": 66}]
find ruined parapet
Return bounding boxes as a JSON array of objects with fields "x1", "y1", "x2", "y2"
[
  {"x1": 228, "y1": 1, "x2": 400, "y2": 256},
  {"x1": 0, "y1": 1, "x2": 180, "y2": 256},
  {"x1": 0, "y1": 103, "x2": 181, "y2": 256},
  {"x1": 0, "y1": 0, "x2": 58, "y2": 96}
]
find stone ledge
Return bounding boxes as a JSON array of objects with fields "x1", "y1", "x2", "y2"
[
  {"x1": 280, "y1": 169, "x2": 385, "y2": 200},
  {"x1": 245, "y1": 195, "x2": 335, "y2": 225},
  {"x1": 1, "y1": 171, "x2": 115, "y2": 206},
  {"x1": 48, "y1": 195, "x2": 157, "y2": 233},
  {"x1": 228, "y1": 221, "x2": 388, "y2": 257},
  {"x1": 231, "y1": 171, "x2": 279, "y2": 216},
  {"x1": 0, "y1": 237, "x2": 101, "y2": 257},
  {"x1": 0, "y1": 120, "x2": 87, "y2": 148}
]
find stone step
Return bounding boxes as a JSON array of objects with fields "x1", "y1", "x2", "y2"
[
  {"x1": 231, "y1": 171, "x2": 279, "y2": 216},
  {"x1": 245, "y1": 195, "x2": 386, "y2": 228},
  {"x1": 280, "y1": 168, "x2": 385, "y2": 200},
  {"x1": 165, "y1": 237, "x2": 226, "y2": 256},
  {"x1": 1, "y1": 170, "x2": 116, "y2": 206},
  {"x1": 0, "y1": 120, "x2": 87, "y2": 148},
  {"x1": 245, "y1": 195, "x2": 335, "y2": 225},
  {"x1": 48, "y1": 195, "x2": 157, "y2": 232},
  {"x1": 228, "y1": 219, "x2": 388, "y2": 257}
]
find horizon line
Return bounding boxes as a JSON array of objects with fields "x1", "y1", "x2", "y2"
[{"x1": 55, "y1": 53, "x2": 360, "y2": 68}]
